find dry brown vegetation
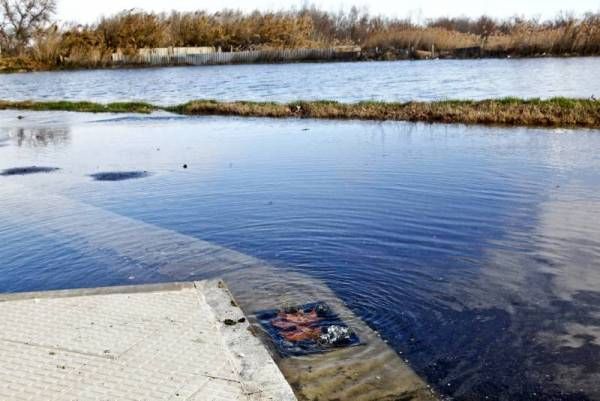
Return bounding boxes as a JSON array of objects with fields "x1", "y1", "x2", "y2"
[
  {"x1": 363, "y1": 13, "x2": 600, "y2": 57},
  {"x1": 1, "y1": 4, "x2": 600, "y2": 71},
  {"x1": 2, "y1": 98, "x2": 599, "y2": 129}
]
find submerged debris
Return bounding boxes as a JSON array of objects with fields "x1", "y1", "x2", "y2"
[
  {"x1": 257, "y1": 302, "x2": 361, "y2": 357},
  {"x1": 223, "y1": 317, "x2": 246, "y2": 326},
  {"x1": 318, "y1": 325, "x2": 355, "y2": 346},
  {"x1": 0, "y1": 166, "x2": 60, "y2": 176},
  {"x1": 89, "y1": 171, "x2": 150, "y2": 181}
]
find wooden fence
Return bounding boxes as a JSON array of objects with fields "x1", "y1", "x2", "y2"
[
  {"x1": 137, "y1": 47, "x2": 216, "y2": 57},
  {"x1": 111, "y1": 47, "x2": 362, "y2": 66}
]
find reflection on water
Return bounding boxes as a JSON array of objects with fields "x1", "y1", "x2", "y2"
[
  {"x1": 0, "y1": 58, "x2": 599, "y2": 105},
  {"x1": 2, "y1": 126, "x2": 71, "y2": 147},
  {"x1": 13, "y1": 127, "x2": 70, "y2": 147},
  {"x1": 461, "y1": 195, "x2": 600, "y2": 400},
  {"x1": 0, "y1": 110, "x2": 599, "y2": 401}
]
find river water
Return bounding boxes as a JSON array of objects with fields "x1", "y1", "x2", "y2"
[
  {"x1": 0, "y1": 57, "x2": 599, "y2": 104},
  {"x1": 0, "y1": 109, "x2": 599, "y2": 400}
]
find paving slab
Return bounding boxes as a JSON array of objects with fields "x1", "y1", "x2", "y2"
[{"x1": 0, "y1": 281, "x2": 297, "y2": 401}]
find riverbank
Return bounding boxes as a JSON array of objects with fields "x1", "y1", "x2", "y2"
[
  {"x1": 2, "y1": 52, "x2": 599, "y2": 74},
  {"x1": 0, "y1": 57, "x2": 48, "y2": 73},
  {"x1": 2, "y1": 98, "x2": 599, "y2": 128},
  {"x1": 1, "y1": 8, "x2": 599, "y2": 74}
]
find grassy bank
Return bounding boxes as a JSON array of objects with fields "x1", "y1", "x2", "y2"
[
  {"x1": 0, "y1": 100, "x2": 156, "y2": 114},
  {"x1": 1, "y1": 98, "x2": 599, "y2": 128}
]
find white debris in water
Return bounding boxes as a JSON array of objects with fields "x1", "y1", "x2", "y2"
[{"x1": 319, "y1": 325, "x2": 353, "y2": 345}]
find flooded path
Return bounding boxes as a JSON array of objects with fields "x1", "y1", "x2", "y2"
[
  {"x1": 0, "y1": 181, "x2": 435, "y2": 401},
  {"x1": 1, "y1": 110, "x2": 599, "y2": 400}
]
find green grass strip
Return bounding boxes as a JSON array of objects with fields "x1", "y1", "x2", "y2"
[{"x1": 1, "y1": 98, "x2": 599, "y2": 128}]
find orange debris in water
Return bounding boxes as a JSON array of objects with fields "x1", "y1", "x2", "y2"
[
  {"x1": 270, "y1": 308, "x2": 322, "y2": 342},
  {"x1": 282, "y1": 326, "x2": 322, "y2": 342}
]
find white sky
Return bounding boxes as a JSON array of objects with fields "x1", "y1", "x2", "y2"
[{"x1": 57, "y1": 0, "x2": 600, "y2": 24}]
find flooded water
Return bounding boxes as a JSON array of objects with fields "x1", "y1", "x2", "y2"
[
  {"x1": 1, "y1": 57, "x2": 600, "y2": 104},
  {"x1": 0, "y1": 110, "x2": 599, "y2": 400}
]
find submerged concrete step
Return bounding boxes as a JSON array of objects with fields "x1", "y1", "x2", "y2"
[{"x1": 0, "y1": 182, "x2": 438, "y2": 401}]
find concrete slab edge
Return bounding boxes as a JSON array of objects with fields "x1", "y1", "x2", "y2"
[
  {"x1": 199, "y1": 279, "x2": 299, "y2": 401},
  {"x1": 0, "y1": 282, "x2": 196, "y2": 302}
]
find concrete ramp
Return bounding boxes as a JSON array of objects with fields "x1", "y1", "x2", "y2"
[
  {"x1": 0, "y1": 281, "x2": 297, "y2": 401},
  {"x1": 0, "y1": 182, "x2": 437, "y2": 401}
]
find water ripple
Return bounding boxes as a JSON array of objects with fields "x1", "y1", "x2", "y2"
[{"x1": 0, "y1": 115, "x2": 599, "y2": 400}]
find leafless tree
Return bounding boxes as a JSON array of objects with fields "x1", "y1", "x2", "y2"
[{"x1": 0, "y1": 0, "x2": 56, "y2": 53}]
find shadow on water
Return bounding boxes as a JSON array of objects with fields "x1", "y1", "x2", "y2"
[
  {"x1": 89, "y1": 171, "x2": 152, "y2": 181},
  {"x1": 0, "y1": 167, "x2": 60, "y2": 176}
]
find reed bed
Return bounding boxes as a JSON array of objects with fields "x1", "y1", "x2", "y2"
[{"x1": 1, "y1": 8, "x2": 600, "y2": 72}]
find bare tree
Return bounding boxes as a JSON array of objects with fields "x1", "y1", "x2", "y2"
[{"x1": 0, "y1": 0, "x2": 56, "y2": 53}]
